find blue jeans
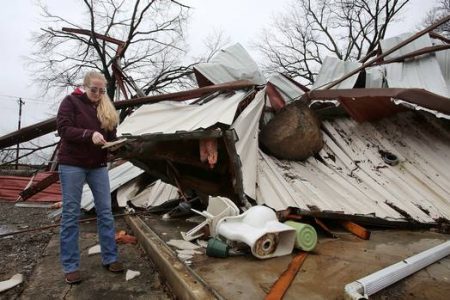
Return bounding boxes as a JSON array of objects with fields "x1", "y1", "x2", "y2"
[{"x1": 59, "y1": 164, "x2": 118, "y2": 273}]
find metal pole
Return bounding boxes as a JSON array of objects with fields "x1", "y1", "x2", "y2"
[{"x1": 15, "y1": 98, "x2": 25, "y2": 169}]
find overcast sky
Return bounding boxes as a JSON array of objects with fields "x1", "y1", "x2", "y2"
[{"x1": 0, "y1": 0, "x2": 440, "y2": 135}]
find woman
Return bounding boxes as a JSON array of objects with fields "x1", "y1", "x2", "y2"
[{"x1": 57, "y1": 71, "x2": 123, "y2": 284}]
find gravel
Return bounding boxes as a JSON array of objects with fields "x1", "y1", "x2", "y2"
[{"x1": 0, "y1": 202, "x2": 56, "y2": 299}]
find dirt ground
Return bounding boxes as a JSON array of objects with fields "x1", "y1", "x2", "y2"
[
  {"x1": 0, "y1": 202, "x2": 173, "y2": 300},
  {"x1": 0, "y1": 202, "x2": 55, "y2": 299}
]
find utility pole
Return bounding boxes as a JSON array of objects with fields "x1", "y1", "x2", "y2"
[{"x1": 15, "y1": 98, "x2": 25, "y2": 169}]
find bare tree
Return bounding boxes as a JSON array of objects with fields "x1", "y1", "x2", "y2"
[
  {"x1": 421, "y1": 0, "x2": 450, "y2": 37},
  {"x1": 256, "y1": 0, "x2": 409, "y2": 86},
  {"x1": 28, "y1": 0, "x2": 195, "y2": 99},
  {"x1": 0, "y1": 149, "x2": 15, "y2": 165}
]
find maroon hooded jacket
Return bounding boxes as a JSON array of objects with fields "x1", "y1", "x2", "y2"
[{"x1": 56, "y1": 91, "x2": 117, "y2": 168}]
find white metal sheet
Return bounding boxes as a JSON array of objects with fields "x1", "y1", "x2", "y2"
[
  {"x1": 384, "y1": 57, "x2": 449, "y2": 97},
  {"x1": 117, "y1": 91, "x2": 247, "y2": 136},
  {"x1": 365, "y1": 66, "x2": 385, "y2": 88},
  {"x1": 117, "y1": 179, "x2": 178, "y2": 208},
  {"x1": 268, "y1": 74, "x2": 305, "y2": 103},
  {"x1": 312, "y1": 56, "x2": 361, "y2": 90},
  {"x1": 380, "y1": 32, "x2": 432, "y2": 60},
  {"x1": 194, "y1": 43, "x2": 266, "y2": 85},
  {"x1": 434, "y1": 40, "x2": 450, "y2": 95},
  {"x1": 257, "y1": 112, "x2": 450, "y2": 223},
  {"x1": 231, "y1": 90, "x2": 265, "y2": 199}
]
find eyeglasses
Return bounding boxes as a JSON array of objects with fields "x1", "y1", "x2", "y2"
[{"x1": 88, "y1": 87, "x2": 106, "y2": 94}]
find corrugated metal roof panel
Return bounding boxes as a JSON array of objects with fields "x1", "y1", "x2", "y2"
[
  {"x1": 268, "y1": 74, "x2": 305, "y2": 103},
  {"x1": 311, "y1": 56, "x2": 361, "y2": 90},
  {"x1": 0, "y1": 173, "x2": 61, "y2": 202},
  {"x1": 194, "y1": 43, "x2": 266, "y2": 85},
  {"x1": 117, "y1": 179, "x2": 178, "y2": 208},
  {"x1": 435, "y1": 41, "x2": 450, "y2": 94},
  {"x1": 380, "y1": 32, "x2": 449, "y2": 97},
  {"x1": 257, "y1": 112, "x2": 450, "y2": 223},
  {"x1": 365, "y1": 66, "x2": 385, "y2": 88},
  {"x1": 117, "y1": 90, "x2": 248, "y2": 136},
  {"x1": 385, "y1": 56, "x2": 449, "y2": 97},
  {"x1": 380, "y1": 32, "x2": 432, "y2": 60},
  {"x1": 231, "y1": 90, "x2": 265, "y2": 199}
]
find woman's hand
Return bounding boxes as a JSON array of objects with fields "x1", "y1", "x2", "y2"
[{"x1": 92, "y1": 131, "x2": 107, "y2": 145}]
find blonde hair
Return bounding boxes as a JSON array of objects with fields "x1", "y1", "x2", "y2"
[{"x1": 84, "y1": 71, "x2": 119, "y2": 131}]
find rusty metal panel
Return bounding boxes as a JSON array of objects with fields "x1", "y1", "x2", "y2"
[
  {"x1": 0, "y1": 173, "x2": 61, "y2": 202},
  {"x1": 339, "y1": 96, "x2": 406, "y2": 122},
  {"x1": 306, "y1": 88, "x2": 450, "y2": 118},
  {"x1": 265, "y1": 82, "x2": 286, "y2": 111}
]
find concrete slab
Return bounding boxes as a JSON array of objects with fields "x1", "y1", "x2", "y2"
[
  {"x1": 20, "y1": 219, "x2": 171, "y2": 300},
  {"x1": 125, "y1": 215, "x2": 221, "y2": 300},
  {"x1": 137, "y1": 214, "x2": 450, "y2": 300}
]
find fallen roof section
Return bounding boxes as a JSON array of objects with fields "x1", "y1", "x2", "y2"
[
  {"x1": 193, "y1": 43, "x2": 266, "y2": 86},
  {"x1": 109, "y1": 129, "x2": 247, "y2": 206},
  {"x1": 257, "y1": 111, "x2": 450, "y2": 224}
]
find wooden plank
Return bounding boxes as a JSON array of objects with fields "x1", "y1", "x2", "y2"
[
  {"x1": 341, "y1": 220, "x2": 371, "y2": 240},
  {"x1": 265, "y1": 252, "x2": 308, "y2": 300}
]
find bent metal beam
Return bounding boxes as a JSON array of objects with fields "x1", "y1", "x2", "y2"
[{"x1": 0, "y1": 80, "x2": 255, "y2": 149}]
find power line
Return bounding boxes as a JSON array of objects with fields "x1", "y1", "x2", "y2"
[{"x1": 0, "y1": 94, "x2": 48, "y2": 103}]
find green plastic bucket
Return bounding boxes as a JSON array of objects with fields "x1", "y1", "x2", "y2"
[{"x1": 284, "y1": 221, "x2": 317, "y2": 251}]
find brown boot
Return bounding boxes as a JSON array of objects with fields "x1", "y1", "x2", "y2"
[
  {"x1": 103, "y1": 261, "x2": 125, "y2": 273},
  {"x1": 65, "y1": 271, "x2": 81, "y2": 284}
]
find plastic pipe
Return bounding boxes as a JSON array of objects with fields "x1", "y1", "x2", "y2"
[{"x1": 344, "y1": 240, "x2": 450, "y2": 300}]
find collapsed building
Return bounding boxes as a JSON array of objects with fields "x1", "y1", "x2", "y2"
[
  {"x1": 1, "y1": 19, "x2": 450, "y2": 299},
  {"x1": 107, "y1": 32, "x2": 450, "y2": 230}
]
